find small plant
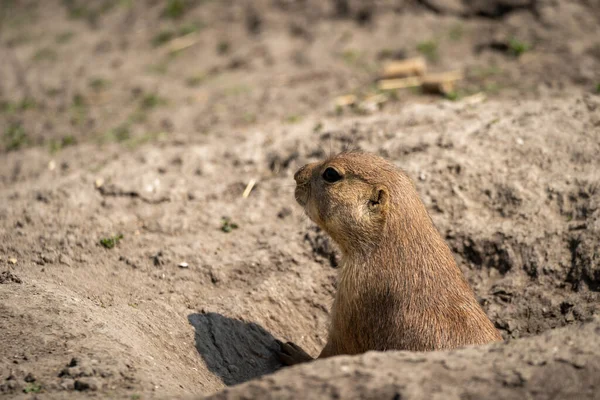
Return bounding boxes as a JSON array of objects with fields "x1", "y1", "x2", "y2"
[
  {"x1": 89, "y1": 77, "x2": 110, "y2": 91},
  {"x1": 416, "y1": 40, "x2": 438, "y2": 62},
  {"x1": 23, "y1": 383, "x2": 42, "y2": 393},
  {"x1": 4, "y1": 123, "x2": 29, "y2": 151},
  {"x1": 221, "y1": 217, "x2": 238, "y2": 233},
  {"x1": 1, "y1": 102, "x2": 14, "y2": 114},
  {"x1": 1, "y1": 98, "x2": 37, "y2": 114},
  {"x1": 63, "y1": 0, "x2": 117, "y2": 24},
  {"x1": 49, "y1": 135, "x2": 77, "y2": 153},
  {"x1": 508, "y1": 38, "x2": 530, "y2": 57},
  {"x1": 185, "y1": 73, "x2": 206, "y2": 87},
  {"x1": 285, "y1": 115, "x2": 301, "y2": 124},
  {"x1": 20, "y1": 97, "x2": 36, "y2": 110},
  {"x1": 100, "y1": 234, "x2": 124, "y2": 249},
  {"x1": 566, "y1": 212, "x2": 573, "y2": 222},
  {"x1": 131, "y1": 394, "x2": 141, "y2": 400},
  {"x1": 179, "y1": 21, "x2": 203, "y2": 35},
  {"x1": 595, "y1": 83, "x2": 600, "y2": 94},
  {"x1": 217, "y1": 40, "x2": 230, "y2": 55},
  {"x1": 164, "y1": 0, "x2": 186, "y2": 19},
  {"x1": 152, "y1": 30, "x2": 175, "y2": 47},
  {"x1": 63, "y1": 0, "x2": 87, "y2": 19},
  {"x1": 106, "y1": 124, "x2": 131, "y2": 142},
  {"x1": 33, "y1": 47, "x2": 58, "y2": 62},
  {"x1": 153, "y1": 22, "x2": 203, "y2": 47},
  {"x1": 73, "y1": 94, "x2": 85, "y2": 108},
  {"x1": 444, "y1": 91, "x2": 460, "y2": 101},
  {"x1": 140, "y1": 93, "x2": 167, "y2": 110},
  {"x1": 61, "y1": 135, "x2": 76, "y2": 147}
]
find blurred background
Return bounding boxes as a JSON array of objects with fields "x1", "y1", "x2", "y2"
[
  {"x1": 1, "y1": 0, "x2": 598, "y2": 149},
  {"x1": 1, "y1": 1, "x2": 599, "y2": 399}
]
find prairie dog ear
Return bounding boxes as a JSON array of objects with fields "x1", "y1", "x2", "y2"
[{"x1": 368, "y1": 185, "x2": 389, "y2": 212}]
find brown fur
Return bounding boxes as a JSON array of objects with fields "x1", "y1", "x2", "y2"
[{"x1": 277, "y1": 152, "x2": 501, "y2": 365}]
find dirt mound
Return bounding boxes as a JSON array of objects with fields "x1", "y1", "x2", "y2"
[
  {"x1": 206, "y1": 318, "x2": 600, "y2": 400},
  {"x1": 1, "y1": 0, "x2": 600, "y2": 399},
  {"x1": 2, "y1": 95, "x2": 599, "y2": 399}
]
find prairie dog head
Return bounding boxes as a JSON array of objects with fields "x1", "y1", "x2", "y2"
[{"x1": 294, "y1": 152, "x2": 418, "y2": 253}]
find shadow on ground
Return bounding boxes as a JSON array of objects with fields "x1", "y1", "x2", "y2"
[{"x1": 188, "y1": 312, "x2": 283, "y2": 386}]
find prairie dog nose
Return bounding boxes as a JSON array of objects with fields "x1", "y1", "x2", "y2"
[{"x1": 294, "y1": 163, "x2": 314, "y2": 184}]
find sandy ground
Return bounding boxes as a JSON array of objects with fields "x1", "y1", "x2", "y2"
[{"x1": 1, "y1": 1, "x2": 599, "y2": 399}]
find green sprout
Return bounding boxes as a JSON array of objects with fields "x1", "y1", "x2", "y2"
[
  {"x1": 221, "y1": 218, "x2": 239, "y2": 233},
  {"x1": 416, "y1": 40, "x2": 438, "y2": 61},
  {"x1": 508, "y1": 38, "x2": 530, "y2": 57},
  {"x1": 100, "y1": 234, "x2": 124, "y2": 249},
  {"x1": 23, "y1": 383, "x2": 42, "y2": 393}
]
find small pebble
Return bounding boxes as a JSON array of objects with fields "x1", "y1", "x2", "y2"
[
  {"x1": 277, "y1": 207, "x2": 292, "y2": 219},
  {"x1": 59, "y1": 254, "x2": 73, "y2": 266},
  {"x1": 178, "y1": 262, "x2": 189, "y2": 269},
  {"x1": 8, "y1": 258, "x2": 17, "y2": 264},
  {"x1": 60, "y1": 378, "x2": 75, "y2": 390}
]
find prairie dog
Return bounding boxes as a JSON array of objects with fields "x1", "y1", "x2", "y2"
[{"x1": 277, "y1": 152, "x2": 501, "y2": 365}]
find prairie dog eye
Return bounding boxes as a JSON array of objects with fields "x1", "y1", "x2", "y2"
[{"x1": 322, "y1": 167, "x2": 342, "y2": 183}]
